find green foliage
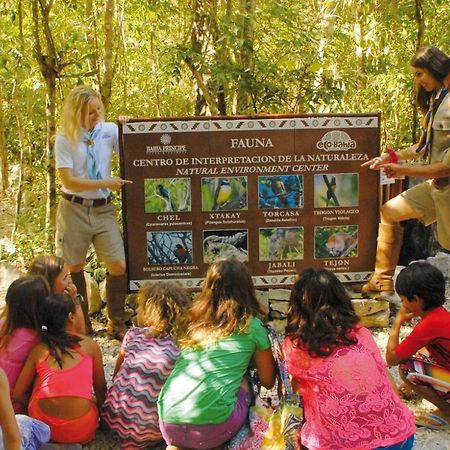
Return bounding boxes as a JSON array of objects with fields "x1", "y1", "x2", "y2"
[{"x1": 2, "y1": 0, "x2": 450, "y2": 267}]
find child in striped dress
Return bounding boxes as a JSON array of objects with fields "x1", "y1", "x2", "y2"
[{"x1": 101, "y1": 282, "x2": 190, "y2": 449}]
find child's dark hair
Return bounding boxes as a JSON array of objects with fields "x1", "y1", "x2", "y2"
[
  {"x1": 395, "y1": 262, "x2": 445, "y2": 311},
  {"x1": 0, "y1": 276, "x2": 50, "y2": 350},
  {"x1": 136, "y1": 281, "x2": 190, "y2": 338},
  {"x1": 285, "y1": 268, "x2": 359, "y2": 357},
  {"x1": 28, "y1": 255, "x2": 65, "y2": 291},
  {"x1": 39, "y1": 294, "x2": 82, "y2": 368}
]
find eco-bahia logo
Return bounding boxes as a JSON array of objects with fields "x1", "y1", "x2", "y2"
[{"x1": 316, "y1": 130, "x2": 356, "y2": 152}]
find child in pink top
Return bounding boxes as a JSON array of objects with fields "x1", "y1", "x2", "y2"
[
  {"x1": 14, "y1": 293, "x2": 106, "y2": 444},
  {"x1": 0, "y1": 276, "x2": 51, "y2": 413},
  {"x1": 283, "y1": 268, "x2": 415, "y2": 450}
]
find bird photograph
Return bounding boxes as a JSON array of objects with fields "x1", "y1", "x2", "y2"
[
  {"x1": 313, "y1": 173, "x2": 358, "y2": 208},
  {"x1": 201, "y1": 177, "x2": 247, "y2": 212},
  {"x1": 147, "y1": 231, "x2": 193, "y2": 265},
  {"x1": 258, "y1": 175, "x2": 303, "y2": 209},
  {"x1": 144, "y1": 178, "x2": 191, "y2": 213}
]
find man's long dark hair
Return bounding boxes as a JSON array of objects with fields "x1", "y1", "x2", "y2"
[{"x1": 285, "y1": 268, "x2": 359, "y2": 357}]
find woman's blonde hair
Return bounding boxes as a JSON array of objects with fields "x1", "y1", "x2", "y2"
[
  {"x1": 59, "y1": 86, "x2": 104, "y2": 143},
  {"x1": 180, "y1": 257, "x2": 265, "y2": 349},
  {"x1": 136, "y1": 281, "x2": 190, "y2": 338}
]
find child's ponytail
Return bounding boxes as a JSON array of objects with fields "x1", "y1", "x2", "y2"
[{"x1": 38, "y1": 294, "x2": 81, "y2": 368}]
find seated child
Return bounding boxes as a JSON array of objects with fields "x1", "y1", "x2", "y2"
[
  {"x1": 0, "y1": 276, "x2": 51, "y2": 413},
  {"x1": 158, "y1": 257, "x2": 276, "y2": 450},
  {"x1": 29, "y1": 254, "x2": 90, "y2": 334},
  {"x1": 386, "y1": 261, "x2": 450, "y2": 429},
  {"x1": 284, "y1": 268, "x2": 415, "y2": 450},
  {"x1": 0, "y1": 368, "x2": 50, "y2": 450},
  {"x1": 101, "y1": 281, "x2": 189, "y2": 449},
  {"x1": 13, "y1": 294, "x2": 106, "y2": 444}
]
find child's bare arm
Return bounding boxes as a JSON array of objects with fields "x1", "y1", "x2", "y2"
[
  {"x1": 112, "y1": 350, "x2": 125, "y2": 380},
  {"x1": 89, "y1": 339, "x2": 106, "y2": 408},
  {"x1": 0, "y1": 370, "x2": 20, "y2": 450},
  {"x1": 386, "y1": 308, "x2": 414, "y2": 366},
  {"x1": 13, "y1": 347, "x2": 40, "y2": 406},
  {"x1": 254, "y1": 348, "x2": 276, "y2": 389}
]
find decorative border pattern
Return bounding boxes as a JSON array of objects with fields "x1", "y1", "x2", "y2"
[
  {"x1": 130, "y1": 272, "x2": 372, "y2": 290},
  {"x1": 123, "y1": 116, "x2": 378, "y2": 134}
]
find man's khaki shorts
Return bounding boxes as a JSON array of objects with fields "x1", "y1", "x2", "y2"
[
  {"x1": 402, "y1": 180, "x2": 450, "y2": 250},
  {"x1": 55, "y1": 197, "x2": 125, "y2": 266}
]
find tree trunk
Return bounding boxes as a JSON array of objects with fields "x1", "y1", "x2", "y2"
[
  {"x1": 312, "y1": 1, "x2": 335, "y2": 109},
  {"x1": 412, "y1": 0, "x2": 425, "y2": 143},
  {"x1": 85, "y1": 0, "x2": 100, "y2": 87},
  {"x1": 0, "y1": 87, "x2": 8, "y2": 192},
  {"x1": 185, "y1": 0, "x2": 220, "y2": 116},
  {"x1": 32, "y1": 0, "x2": 58, "y2": 246},
  {"x1": 101, "y1": 0, "x2": 115, "y2": 111},
  {"x1": 236, "y1": 0, "x2": 255, "y2": 113},
  {"x1": 11, "y1": 83, "x2": 25, "y2": 239}
]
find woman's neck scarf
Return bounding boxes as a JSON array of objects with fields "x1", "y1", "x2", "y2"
[
  {"x1": 416, "y1": 87, "x2": 448, "y2": 162},
  {"x1": 82, "y1": 122, "x2": 103, "y2": 180}
]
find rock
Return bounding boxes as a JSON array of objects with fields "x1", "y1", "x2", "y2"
[
  {"x1": 269, "y1": 319, "x2": 286, "y2": 335},
  {"x1": 352, "y1": 298, "x2": 389, "y2": 316},
  {"x1": 358, "y1": 307, "x2": 390, "y2": 328},
  {"x1": 270, "y1": 299, "x2": 289, "y2": 315},
  {"x1": 255, "y1": 289, "x2": 269, "y2": 315},
  {"x1": 0, "y1": 261, "x2": 22, "y2": 307},
  {"x1": 86, "y1": 274, "x2": 103, "y2": 313},
  {"x1": 426, "y1": 251, "x2": 450, "y2": 280},
  {"x1": 268, "y1": 288, "x2": 291, "y2": 301}
]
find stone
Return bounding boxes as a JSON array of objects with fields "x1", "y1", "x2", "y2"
[
  {"x1": 86, "y1": 275, "x2": 103, "y2": 313},
  {"x1": 270, "y1": 299, "x2": 289, "y2": 314},
  {"x1": 358, "y1": 307, "x2": 390, "y2": 328},
  {"x1": 0, "y1": 261, "x2": 22, "y2": 308},
  {"x1": 268, "y1": 288, "x2": 291, "y2": 301},
  {"x1": 256, "y1": 289, "x2": 269, "y2": 315},
  {"x1": 269, "y1": 319, "x2": 286, "y2": 334},
  {"x1": 351, "y1": 298, "x2": 389, "y2": 317}
]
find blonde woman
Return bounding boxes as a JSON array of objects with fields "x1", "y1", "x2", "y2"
[{"x1": 55, "y1": 86, "x2": 132, "y2": 340}]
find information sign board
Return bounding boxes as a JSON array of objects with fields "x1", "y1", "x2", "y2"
[{"x1": 120, "y1": 114, "x2": 380, "y2": 290}]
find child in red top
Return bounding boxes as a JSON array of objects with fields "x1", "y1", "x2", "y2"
[
  {"x1": 13, "y1": 293, "x2": 106, "y2": 444},
  {"x1": 386, "y1": 261, "x2": 450, "y2": 429}
]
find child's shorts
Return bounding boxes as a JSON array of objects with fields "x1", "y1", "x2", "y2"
[
  {"x1": 28, "y1": 397, "x2": 99, "y2": 444},
  {"x1": 0, "y1": 415, "x2": 51, "y2": 450},
  {"x1": 159, "y1": 387, "x2": 250, "y2": 449}
]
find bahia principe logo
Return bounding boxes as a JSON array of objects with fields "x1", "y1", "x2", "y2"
[
  {"x1": 146, "y1": 134, "x2": 187, "y2": 155},
  {"x1": 317, "y1": 130, "x2": 356, "y2": 152}
]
